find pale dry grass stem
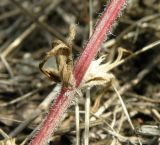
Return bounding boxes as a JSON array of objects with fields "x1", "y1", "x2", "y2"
[
  {"x1": 75, "y1": 97, "x2": 80, "y2": 145},
  {"x1": 84, "y1": 88, "x2": 91, "y2": 145}
]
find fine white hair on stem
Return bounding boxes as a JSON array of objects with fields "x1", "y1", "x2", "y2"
[
  {"x1": 84, "y1": 87, "x2": 91, "y2": 145},
  {"x1": 21, "y1": 85, "x2": 62, "y2": 145}
]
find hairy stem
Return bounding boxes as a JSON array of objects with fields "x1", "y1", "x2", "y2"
[
  {"x1": 30, "y1": 0, "x2": 127, "y2": 144},
  {"x1": 74, "y1": 0, "x2": 126, "y2": 87}
]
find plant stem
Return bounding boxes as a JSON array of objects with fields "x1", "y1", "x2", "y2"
[
  {"x1": 74, "y1": 0, "x2": 126, "y2": 87},
  {"x1": 30, "y1": 0, "x2": 127, "y2": 144}
]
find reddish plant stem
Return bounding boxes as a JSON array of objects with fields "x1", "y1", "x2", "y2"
[
  {"x1": 30, "y1": 0, "x2": 127, "y2": 144},
  {"x1": 74, "y1": 0, "x2": 126, "y2": 87},
  {"x1": 30, "y1": 87, "x2": 73, "y2": 145}
]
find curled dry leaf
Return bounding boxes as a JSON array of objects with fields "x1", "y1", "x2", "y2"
[{"x1": 39, "y1": 24, "x2": 76, "y2": 88}]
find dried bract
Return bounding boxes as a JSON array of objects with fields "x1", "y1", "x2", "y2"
[
  {"x1": 39, "y1": 24, "x2": 76, "y2": 88},
  {"x1": 81, "y1": 48, "x2": 129, "y2": 88}
]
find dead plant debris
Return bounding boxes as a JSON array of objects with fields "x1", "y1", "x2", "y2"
[{"x1": 0, "y1": 0, "x2": 160, "y2": 145}]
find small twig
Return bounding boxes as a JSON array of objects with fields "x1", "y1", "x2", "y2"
[
  {"x1": 84, "y1": 88, "x2": 91, "y2": 145},
  {"x1": 117, "y1": 40, "x2": 160, "y2": 67},
  {"x1": 56, "y1": 7, "x2": 75, "y2": 25},
  {"x1": 75, "y1": 98, "x2": 80, "y2": 145},
  {"x1": 151, "y1": 109, "x2": 160, "y2": 121},
  {"x1": 109, "y1": 13, "x2": 160, "y2": 61},
  {"x1": 112, "y1": 83, "x2": 142, "y2": 145},
  {"x1": 55, "y1": 119, "x2": 103, "y2": 135},
  {"x1": 2, "y1": 0, "x2": 62, "y2": 58},
  {"x1": 0, "y1": 55, "x2": 14, "y2": 78},
  {"x1": 91, "y1": 112, "x2": 142, "y2": 145},
  {"x1": 137, "y1": 125, "x2": 160, "y2": 136},
  {"x1": 0, "y1": 55, "x2": 22, "y2": 94},
  {"x1": 115, "y1": 13, "x2": 160, "y2": 47},
  {"x1": 0, "y1": 129, "x2": 9, "y2": 139},
  {"x1": 0, "y1": 9, "x2": 20, "y2": 21},
  {"x1": 112, "y1": 84, "x2": 135, "y2": 130},
  {"x1": 125, "y1": 92, "x2": 160, "y2": 104},
  {"x1": 94, "y1": 46, "x2": 160, "y2": 118},
  {"x1": 10, "y1": 84, "x2": 61, "y2": 138},
  {"x1": 0, "y1": 17, "x2": 23, "y2": 53},
  {"x1": 8, "y1": 0, "x2": 81, "y2": 52},
  {"x1": 89, "y1": 0, "x2": 93, "y2": 37},
  {"x1": 0, "y1": 86, "x2": 47, "y2": 107}
]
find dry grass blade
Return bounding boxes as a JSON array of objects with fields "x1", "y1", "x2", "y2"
[
  {"x1": 0, "y1": 129, "x2": 17, "y2": 145},
  {"x1": 75, "y1": 98, "x2": 80, "y2": 145},
  {"x1": 84, "y1": 88, "x2": 91, "y2": 145},
  {"x1": 112, "y1": 84, "x2": 135, "y2": 130},
  {"x1": 1, "y1": 0, "x2": 160, "y2": 145},
  {"x1": 8, "y1": 0, "x2": 81, "y2": 51}
]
